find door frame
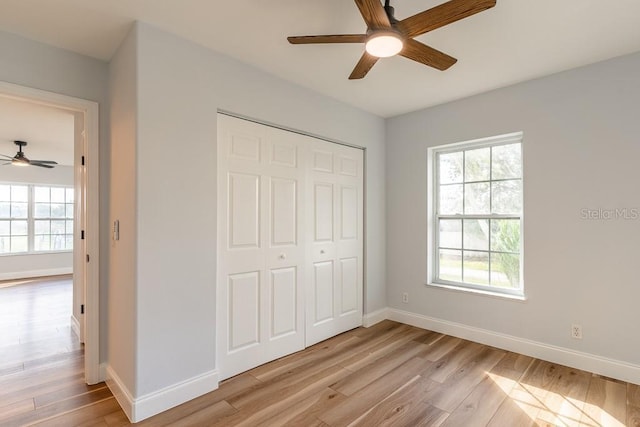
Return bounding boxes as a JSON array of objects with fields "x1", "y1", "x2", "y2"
[{"x1": 0, "y1": 80, "x2": 101, "y2": 384}]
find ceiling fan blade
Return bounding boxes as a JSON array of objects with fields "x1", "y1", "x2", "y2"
[
  {"x1": 396, "y1": 0, "x2": 496, "y2": 38},
  {"x1": 400, "y1": 39, "x2": 457, "y2": 71},
  {"x1": 288, "y1": 35, "x2": 367, "y2": 44},
  {"x1": 30, "y1": 162, "x2": 55, "y2": 169},
  {"x1": 354, "y1": 0, "x2": 391, "y2": 30},
  {"x1": 349, "y1": 52, "x2": 379, "y2": 80},
  {"x1": 0, "y1": 154, "x2": 14, "y2": 159},
  {"x1": 29, "y1": 160, "x2": 58, "y2": 164}
]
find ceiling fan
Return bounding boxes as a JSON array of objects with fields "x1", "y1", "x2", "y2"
[
  {"x1": 1, "y1": 141, "x2": 58, "y2": 168},
  {"x1": 287, "y1": 0, "x2": 496, "y2": 79}
]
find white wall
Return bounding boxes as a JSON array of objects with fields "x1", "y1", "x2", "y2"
[
  {"x1": 0, "y1": 30, "x2": 110, "y2": 360},
  {"x1": 0, "y1": 165, "x2": 73, "y2": 280},
  {"x1": 107, "y1": 22, "x2": 386, "y2": 414},
  {"x1": 386, "y1": 52, "x2": 640, "y2": 368}
]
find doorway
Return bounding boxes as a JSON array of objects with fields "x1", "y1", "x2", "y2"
[{"x1": 0, "y1": 80, "x2": 100, "y2": 384}]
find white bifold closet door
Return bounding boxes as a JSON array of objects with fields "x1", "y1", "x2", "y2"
[{"x1": 217, "y1": 114, "x2": 363, "y2": 380}]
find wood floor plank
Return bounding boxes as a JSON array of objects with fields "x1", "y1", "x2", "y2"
[
  {"x1": 0, "y1": 397, "x2": 35, "y2": 423},
  {"x1": 28, "y1": 397, "x2": 120, "y2": 427},
  {"x1": 628, "y1": 405, "x2": 640, "y2": 427},
  {"x1": 168, "y1": 400, "x2": 237, "y2": 427},
  {"x1": 351, "y1": 375, "x2": 445, "y2": 427},
  {"x1": 255, "y1": 387, "x2": 345, "y2": 426},
  {"x1": 320, "y1": 356, "x2": 429, "y2": 426},
  {"x1": 426, "y1": 340, "x2": 485, "y2": 383},
  {"x1": 579, "y1": 376, "x2": 627, "y2": 427},
  {"x1": 331, "y1": 340, "x2": 430, "y2": 395},
  {"x1": 423, "y1": 346, "x2": 506, "y2": 412}
]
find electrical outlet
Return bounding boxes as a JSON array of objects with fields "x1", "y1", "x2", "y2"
[
  {"x1": 571, "y1": 324, "x2": 583, "y2": 339},
  {"x1": 402, "y1": 293, "x2": 409, "y2": 304}
]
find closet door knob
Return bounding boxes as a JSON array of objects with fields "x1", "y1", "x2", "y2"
[
  {"x1": 320, "y1": 250, "x2": 325, "y2": 254},
  {"x1": 279, "y1": 253, "x2": 287, "y2": 259}
]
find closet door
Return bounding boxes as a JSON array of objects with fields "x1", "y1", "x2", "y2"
[
  {"x1": 217, "y1": 115, "x2": 306, "y2": 380},
  {"x1": 306, "y1": 138, "x2": 364, "y2": 346}
]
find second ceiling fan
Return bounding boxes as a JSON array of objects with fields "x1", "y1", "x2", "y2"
[{"x1": 288, "y1": 0, "x2": 496, "y2": 79}]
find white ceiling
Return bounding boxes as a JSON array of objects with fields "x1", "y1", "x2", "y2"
[
  {"x1": 0, "y1": 96, "x2": 74, "y2": 166},
  {"x1": 1, "y1": 0, "x2": 640, "y2": 117}
]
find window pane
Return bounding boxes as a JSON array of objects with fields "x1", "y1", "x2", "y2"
[
  {"x1": 439, "y1": 219, "x2": 461, "y2": 249},
  {"x1": 0, "y1": 236, "x2": 9, "y2": 253},
  {"x1": 11, "y1": 202, "x2": 28, "y2": 218},
  {"x1": 66, "y1": 220, "x2": 74, "y2": 234},
  {"x1": 492, "y1": 143, "x2": 521, "y2": 180},
  {"x1": 51, "y1": 187, "x2": 65, "y2": 203},
  {"x1": 439, "y1": 249, "x2": 462, "y2": 282},
  {"x1": 51, "y1": 204, "x2": 66, "y2": 218},
  {"x1": 491, "y1": 252, "x2": 520, "y2": 288},
  {"x1": 65, "y1": 235, "x2": 74, "y2": 250},
  {"x1": 11, "y1": 186, "x2": 28, "y2": 202},
  {"x1": 439, "y1": 184, "x2": 463, "y2": 214},
  {"x1": 492, "y1": 180, "x2": 521, "y2": 214},
  {"x1": 51, "y1": 220, "x2": 66, "y2": 235},
  {"x1": 66, "y1": 188, "x2": 74, "y2": 203},
  {"x1": 35, "y1": 203, "x2": 50, "y2": 218},
  {"x1": 463, "y1": 251, "x2": 489, "y2": 285},
  {"x1": 35, "y1": 235, "x2": 50, "y2": 251},
  {"x1": 439, "y1": 152, "x2": 463, "y2": 184},
  {"x1": 0, "y1": 185, "x2": 10, "y2": 201},
  {"x1": 463, "y1": 219, "x2": 489, "y2": 251},
  {"x1": 11, "y1": 236, "x2": 28, "y2": 252},
  {"x1": 0, "y1": 221, "x2": 9, "y2": 235},
  {"x1": 35, "y1": 220, "x2": 50, "y2": 234},
  {"x1": 0, "y1": 202, "x2": 9, "y2": 218},
  {"x1": 491, "y1": 219, "x2": 520, "y2": 253},
  {"x1": 34, "y1": 186, "x2": 50, "y2": 202},
  {"x1": 464, "y1": 182, "x2": 490, "y2": 214},
  {"x1": 464, "y1": 147, "x2": 490, "y2": 182},
  {"x1": 66, "y1": 203, "x2": 74, "y2": 218},
  {"x1": 11, "y1": 220, "x2": 28, "y2": 235},
  {"x1": 51, "y1": 234, "x2": 66, "y2": 250}
]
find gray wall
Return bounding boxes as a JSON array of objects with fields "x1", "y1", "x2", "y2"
[
  {"x1": 113, "y1": 22, "x2": 387, "y2": 397},
  {"x1": 386, "y1": 51, "x2": 640, "y2": 365},
  {"x1": 107, "y1": 26, "x2": 138, "y2": 396},
  {"x1": 0, "y1": 30, "x2": 110, "y2": 360}
]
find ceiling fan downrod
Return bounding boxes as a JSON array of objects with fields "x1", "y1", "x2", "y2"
[{"x1": 383, "y1": 0, "x2": 398, "y2": 24}]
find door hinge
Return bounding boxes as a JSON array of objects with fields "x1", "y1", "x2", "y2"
[
  {"x1": 81, "y1": 230, "x2": 85, "y2": 240},
  {"x1": 81, "y1": 304, "x2": 85, "y2": 314},
  {"x1": 81, "y1": 155, "x2": 85, "y2": 166},
  {"x1": 86, "y1": 254, "x2": 90, "y2": 262}
]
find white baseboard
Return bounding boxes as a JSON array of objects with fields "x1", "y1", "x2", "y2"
[
  {"x1": 106, "y1": 364, "x2": 219, "y2": 423},
  {"x1": 0, "y1": 267, "x2": 73, "y2": 281},
  {"x1": 70, "y1": 315, "x2": 83, "y2": 343},
  {"x1": 387, "y1": 307, "x2": 640, "y2": 386},
  {"x1": 363, "y1": 307, "x2": 389, "y2": 327}
]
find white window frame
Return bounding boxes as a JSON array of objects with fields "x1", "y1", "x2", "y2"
[
  {"x1": 0, "y1": 182, "x2": 74, "y2": 256},
  {"x1": 427, "y1": 132, "x2": 524, "y2": 298}
]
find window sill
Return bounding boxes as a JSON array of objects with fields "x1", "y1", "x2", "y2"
[
  {"x1": 426, "y1": 281, "x2": 527, "y2": 302},
  {"x1": 0, "y1": 250, "x2": 73, "y2": 257}
]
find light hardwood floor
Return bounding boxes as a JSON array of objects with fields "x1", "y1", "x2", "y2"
[{"x1": 1, "y1": 279, "x2": 639, "y2": 426}]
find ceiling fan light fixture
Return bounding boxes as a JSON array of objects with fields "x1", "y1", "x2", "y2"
[
  {"x1": 365, "y1": 31, "x2": 403, "y2": 58},
  {"x1": 12, "y1": 158, "x2": 29, "y2": 167}
]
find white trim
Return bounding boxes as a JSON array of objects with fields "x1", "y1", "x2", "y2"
[
  {"x1": 105, "y1": 365, "x2": 135, "y2": 422},
  {"x1": 0, "y1": 80, "x2": 101, "y2": 384},
  {"x1": 70, "y1": 314, "x2": 83, "y2": 342},
  {"x1": 106, "y1": 365, "x2": 219, "y2": 423},
  {"x1": 387, "y1": 308, "x2": 640, "y2": 386},
  {"x1": 0, "y1": 267, "x2": 72, "y2": 281},
  {"x1": 363, "y1": 307, "x2": 389, "y2": 327}
]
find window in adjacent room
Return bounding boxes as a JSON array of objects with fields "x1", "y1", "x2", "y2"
[
  {"x1": 429, "y1": 132, "x2": 523, "y2": 297},
  {"x1": 0, "y1": 183, "x2": 74, "y2": 254}
]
